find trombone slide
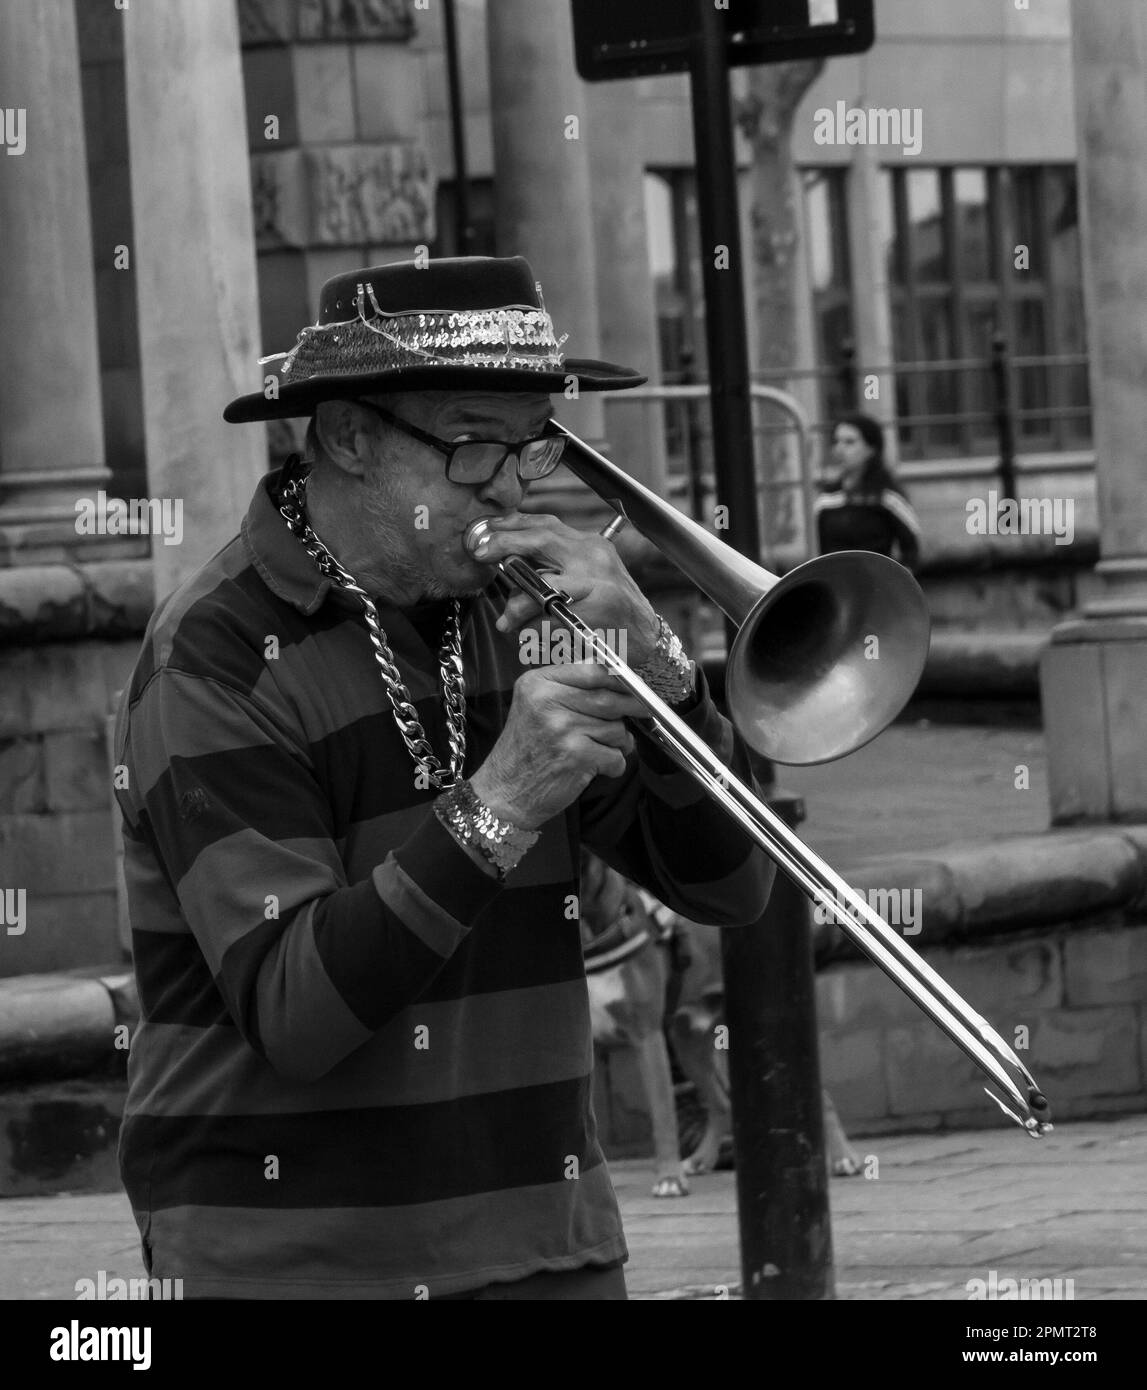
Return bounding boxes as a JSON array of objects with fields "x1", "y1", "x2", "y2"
[{"x1": 464, "y1": 515, "x2": 1053, "y2": 1139}]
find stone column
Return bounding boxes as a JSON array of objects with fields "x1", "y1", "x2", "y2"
[
  {"x1": 845, "y1": 125, "x2": 899, "y2": 469},
  {"x1": 1040, "y1": 0, "x2": 1147, "y2": 822},
  {"x1": 486, "y1": 0, "x2": 606, "y2": 485},
  {"x1": 0, "y1": 0, "x2": 111, "y2": 562},
  {"x1": 585, "y1": 79, "x2": 667, "y2": 495},
  {"x1": 123, "y1": 0, "x2": 267, "y2": 602}
]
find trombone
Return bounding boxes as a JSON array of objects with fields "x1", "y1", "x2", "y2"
[{"x1": 465, "y1": 422, "x2": 1052, "y2": 1138}]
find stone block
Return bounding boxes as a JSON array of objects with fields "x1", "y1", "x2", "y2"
[
  {"x1": 886, "y1": 1022, "x2": 990, "y2": 1116},
  {"x1": 0, "y1": 813, "x2": 116, "y2": 896},
  {"x1": 942, "y1": 830, "x2": 1142, "y2": 933},
  {"x1": 937, "y1": 937, "x2": 1063, "y2": 1015},
  {"x1": 307, "y1": 143, "x2": 436, "y2": 246},
  {"x1": 43, "y1": 731, "x2": 110, "y2": 814},
  {"x1": 1041, "y1": 642, "x2": 1108, "y2": 822},
  {"x1": 0, "y1": 738, "x2": 45, "y2": 815},
  {"x1": 297, "y1": 0, "x2": 414, "y2": 42},
  {"x1": 1029, "y1": 1006, "x2": 1142, "y2": 1099},
  {"x1": 0, "y1": 893, "x2": 122, "y2": 978},
  {"x1": 819, "y1": 1028, "x2": 888, "y2": 1122},
  {"x1": 241, "y1": 45, "x2": 299, "y2": 149},
  {"x1": 293, "y1": 44, "x2": 356, "y2": 144},
  {"x1": 353, "y1": 42, "x2": 425, "y2": 142},
  {"x1": 0, "y1": 644, "x2": 112, "y2": 737},
  {"x1": 1064, "y1": 926, "x2": 1147, "y2": 1007},
  {"x1": 260, "y1": 132, "x2": 435, "y2": 259},
  {"x1": 816, "y1": 961, "x2": 923, "y2": 1033}
]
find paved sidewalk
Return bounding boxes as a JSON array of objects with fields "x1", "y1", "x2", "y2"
[
  {"x1": 616, "y1": 1115, "x2": 1147, "y2": 1300},
  {"x1": 1, "y1": 1116, "x2": 1143, "y2": 1300},
  {"x1": 778, "y1": 716, "x2": 1049, "y2": 869}
]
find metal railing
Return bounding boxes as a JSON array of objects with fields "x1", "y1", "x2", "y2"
[
  {"x1": 603, "y1": 383, "x2": 815, "y2": 568},
  {"x1": 646, "y1": 340, "x2": 1092, "y2": 509},
  {"x1": 829, "y1": 338, "x2": 1092, "y2": 493}
]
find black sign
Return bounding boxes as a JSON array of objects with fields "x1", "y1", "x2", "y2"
[{"x1": 572, "y1": 0, "x2": 874, "y2": 81}]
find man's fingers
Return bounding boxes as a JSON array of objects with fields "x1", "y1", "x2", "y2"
[
  {"x1": 526, "y1": 661, "x2": 646, "y2": 718},
  {"x1": 533, "y1": 659, "x2": 633, "y2": 691},
  {"x1": 472, "y1": 515, "x2": 572, "y2": 570},
  {"x1": 498, "y1": 581, "x2": 597, "y2": 633},
  {"x1": 558, "y1": 688, "x2": 648, "y2": 721}
]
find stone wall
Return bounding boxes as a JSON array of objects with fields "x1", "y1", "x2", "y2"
[
  {"x1": 820, "y1": 920, "x2": 1147, "y2": 1136},
  {"x1": 0, "y1": 632, "x2": 139, "y2": 978}
]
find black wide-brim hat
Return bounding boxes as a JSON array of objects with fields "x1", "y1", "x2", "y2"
[{"x1": 223, "y1": 254, "x2": 646, "y2": 423}]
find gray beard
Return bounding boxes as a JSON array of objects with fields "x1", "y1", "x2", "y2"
[{"x1": 360, "y1": 484, "x2": 490, "y2": 605}]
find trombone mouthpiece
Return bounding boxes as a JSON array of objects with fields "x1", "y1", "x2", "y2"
[{"x1": 464, "y1": 517, "x2": 496, "y2": 556}]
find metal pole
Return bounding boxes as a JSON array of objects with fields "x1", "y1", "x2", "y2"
[
  {"x1": 839, "y1": 336, "x2": 858, "y2": 410},
  {"x1": 686, "y1": 1, "x2": 833, "y2": 1300},
  {"x1": 679, "y1": 346, "x2": 707, "y2": 525},
  {"x1": 723, "y1": 787, "x2": 834, "y2": 1300},
  {"x1": 991, "y1": 332, "x2": 1017, "y2": 502},
  {"x1": 688, "y1": 2, "x2": 760, "y2": 573},
  {"x1": 442, "y1": 0, "x2": 473, "y2": 254}
]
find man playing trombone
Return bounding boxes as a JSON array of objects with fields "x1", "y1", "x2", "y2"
[{"x1": 113, "y1": 255, "x2": 774, "y2": 1301}]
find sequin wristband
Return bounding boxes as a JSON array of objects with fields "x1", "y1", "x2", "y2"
[
  {"x1": 434, "y1": 779, "x2": 540, "y2": 881},
  {"x1": 632, "y1": 615, "x2": 696, "y2": 705}
]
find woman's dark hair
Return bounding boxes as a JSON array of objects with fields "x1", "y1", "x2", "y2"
[{"x1": 832, "y1": 412, "x2": 907, "y2": 498}]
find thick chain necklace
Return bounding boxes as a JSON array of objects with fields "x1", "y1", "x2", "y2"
[{"x1": 277, "y1": 461, "x2": 466, "y2": 790}]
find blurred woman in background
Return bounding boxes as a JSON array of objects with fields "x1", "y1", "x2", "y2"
[{"x1": 815, "y1": 413, "x2": 922, "y2": 571}]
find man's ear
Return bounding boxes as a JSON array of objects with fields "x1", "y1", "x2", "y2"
[{"x1": 313, "y1": 400, "x2": 372, "y2": 479}]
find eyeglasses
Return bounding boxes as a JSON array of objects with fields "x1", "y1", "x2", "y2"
[{"x1": 348, "y1": 398, "x2": 565, "y2": 484}]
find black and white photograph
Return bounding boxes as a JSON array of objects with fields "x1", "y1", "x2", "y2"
[{"x1": 0, "y1": 0, "x2": 1143, "y2": 1351}]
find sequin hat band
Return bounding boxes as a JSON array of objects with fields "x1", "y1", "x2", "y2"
[
  {"x1": 261, "y1": 281, "x2": 568, "y2": 382},
  {"x1": 223, "y1": 254, "x2": 647, "y2": 424}
]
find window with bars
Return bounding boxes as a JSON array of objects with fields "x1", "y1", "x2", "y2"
[{"x1": 804, "y1": 163, "x2": 1091, "y2": 459}]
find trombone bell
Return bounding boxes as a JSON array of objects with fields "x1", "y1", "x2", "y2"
[
  {"x1": 728, "y1": 550, "x2": 931, "y2": 765},
  {"x1": 550, "y1": 422, "x2": 932, "y2": 766}
]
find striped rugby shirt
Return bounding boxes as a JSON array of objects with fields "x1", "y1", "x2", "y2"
[{"x1": 113, "y1": 466, "x2": 773, "y2": 1299}]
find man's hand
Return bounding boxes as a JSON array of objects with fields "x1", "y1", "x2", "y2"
[
  {"x1": 469, "y1": 512, "x2": 660, "y2": 666},
  {"x1": 469, "y1": 661, "x2": 649, "y2": 831}
]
